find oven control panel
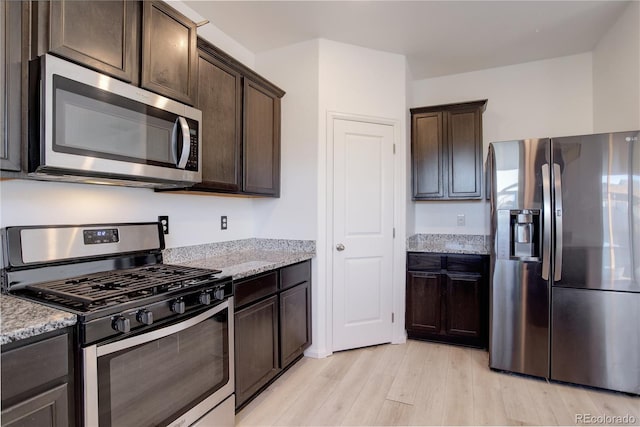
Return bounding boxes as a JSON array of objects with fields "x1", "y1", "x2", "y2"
[{"x1": 83, "y1": 228, "x2": 119, "y2": 245}]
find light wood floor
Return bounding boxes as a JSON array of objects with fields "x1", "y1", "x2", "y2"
[{"x1": 236, "y1": 340, "x2": 639, "y2": 426}]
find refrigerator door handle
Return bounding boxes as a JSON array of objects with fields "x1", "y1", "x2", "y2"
[
  {"x1": 553, "y1": 163, "x2": 563, "y2": 281},
  {"x1": 541, "y1": 163, "x2": 551, "y2": 280}
]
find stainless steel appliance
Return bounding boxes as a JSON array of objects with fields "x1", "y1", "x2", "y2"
[
  {"x1": 1, "y1": 222, "x2": 235, "y2": 426},
  {"x1": 29, "y1": 54, "x2": 202, "y2": 188},
  {"x1": 488, "y1": 131, "x2": 640, "y2": 395}
]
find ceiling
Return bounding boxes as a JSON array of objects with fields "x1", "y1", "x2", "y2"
[{"x1": 185, "y1": 1, "x2": 630, "y2": 80}]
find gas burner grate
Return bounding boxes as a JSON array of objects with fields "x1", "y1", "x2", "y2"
[{"x1": 26, "y1": 264, "x2": 222, "y2": 308}]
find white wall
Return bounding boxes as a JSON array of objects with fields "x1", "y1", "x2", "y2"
[
  {"x1": 593, "y1": 1, "x2": 640, "y2": 133},
  {"x1": 411, "y1": 53, "x2": 594, "y2": 235},
  {"x1": 0, "y1": 180, "x2": 255, "y2": 247},
  {"x1": 316, "y1": 40, "x2": 408, "y2": 355},
  {"x1": 252, "y1": 40, "x2": 320, "y2": 241}
]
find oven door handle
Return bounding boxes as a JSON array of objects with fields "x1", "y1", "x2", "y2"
[{"x1": 95, "y1": 299, "x2": 230, "y2": 357}]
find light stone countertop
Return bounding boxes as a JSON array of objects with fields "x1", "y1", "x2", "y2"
[
  {"x1": 0, "y1": 294, "x2": 77, "y2": 345},
  {"x1": 173, "y1": 249, "x2": 314, "y2": 280},
  {"x1": 164, "y1": 238, "x2": 315, "y2": 280},
  {"x1": 407, "y1": 234, "x2": 490, "y2": 255}
]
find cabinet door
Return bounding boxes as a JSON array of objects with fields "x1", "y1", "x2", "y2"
[
  {"x1": 1, "y1": 0, "x2": 23, "y2": 172},
  {"x1": 235, "y1": 295, "x2": 280, "y2": 408},
  {"x1": 1, "y1": 384, "x2": 68, "y2": 427},
  {"x1": 445, "y1": 273, "x2": 482, "y2": 338},
  {"x1": 446, "y1": 108, "x2": 483, "y2": 199},
  {"x1": 243, "y1": 79, "x2": 281, "y2": 196},
  {"x1": 193, "y1": 49, "x2": 242, "y2": 192},
  {"x1": 406, "y1": 272, "x2": 443, "y2": 335},
  {"x1": 141, "y1": 1, "x2": 197, "y2": 105},
  {"x1": 280, "y1": 282, "x2": 311, "y2": 368},
  {"x1": 412, "y1": 112, "x2": 444, "y2": 199},
  {"x1": 48, "y1": 0, "x2": 139, "y2": 83}
]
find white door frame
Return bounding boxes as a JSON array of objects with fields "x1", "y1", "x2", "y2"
[{"x1": 324, "y1": 111, "x2": 407, "y2": 356}]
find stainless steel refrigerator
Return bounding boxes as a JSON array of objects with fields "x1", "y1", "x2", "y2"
[{"x1": 488, "y1": 131, "x2": 640, "y2": 395}]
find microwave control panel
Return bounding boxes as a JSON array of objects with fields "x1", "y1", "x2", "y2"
[{"x1": 186, "y1": 126, "x2": 198, "y2": 171}]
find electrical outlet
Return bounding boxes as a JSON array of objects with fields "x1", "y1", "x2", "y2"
[
  {"x1": 457, "y1": 214, "x2": 465, "y2": 226},
  {"x1": 158, "y1": 216, "x2": 169, "y2": 234},
  {"x1": 221, "y1": 215, "x2": 228, "y2": 230}
]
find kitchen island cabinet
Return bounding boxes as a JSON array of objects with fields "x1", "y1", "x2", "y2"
[
  {"x1": 234, "y1": 260, "x2": 311, "y2": 410},
  {"x1": 1, "y1": 329, "x2": 75, "y2": 427},
  {"x1": 411, "y1": 100, "x2": 487, "y2": 200},
  {"x1": 406, "y1": 252, "x2": 488, "y2": 348}
]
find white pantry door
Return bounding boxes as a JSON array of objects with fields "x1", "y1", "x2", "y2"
[{"x1": 332, "y1": 118, "x2": 394, "y2": 352}]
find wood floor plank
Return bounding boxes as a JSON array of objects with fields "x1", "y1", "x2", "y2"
[
  {"x1": 498, "y1": 372, "x2": 544, "y2": 425},
  {"x1": 373, "y1": 399, "x2": 414, "y2": 426},
  {"x1": 236, "y1": 356, "x2": 333, "y2": 427},
  {"x1": 308, "y1": 347, "x2": 380, "y2": 426},
  {"x1": 386, "y1": 340, "x2": 428, "y2": 405},
  {"x1": 585, "y1": 388, "x2": 640, "y2": 426},
  {"x1": 469, "y1": 348, "x2": 510, "y2": 426},
  {"x1": 442, "y1": 345, "x2": 475, "y2": 425},
  {"x1": 408, "y1": 342, "x2": 449, "y2": 426},
  {"x1": 551, "y1": 381, "x2": 601, "y2": 425},
  {"x1": 272, "y1": 349, "x2": 361, "y2": 426},
  {"x1": 341, "y1": 343, "x2": 409, "y2": 426}
]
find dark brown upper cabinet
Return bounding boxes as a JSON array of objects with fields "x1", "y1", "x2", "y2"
[
  {"x1": 141, "y1": 1, "x2": 197, "y2": 105},
  {"x1": 1, "y1": 0, "x2": 25, "y2": 172},
  {"x1": 243, "y1": 79, "x2": 281, "y2": 196},
  {"x1": 411, "y1": 100, "x2": 487, "y2": 200},
  {"x1": 35, "y1": 1, "x2": 197, "y2": 105},
  {"x1": 170, "y1": 38, "x2": 284, "y2": 197},
  {"x1": 37, "y1": 0, "x2": 140, "y2": 84},
  {"x1": 192, "y1": 47, "x2": 242, "y2": 192}
]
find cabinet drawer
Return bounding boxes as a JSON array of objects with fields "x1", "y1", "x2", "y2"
[
  {"x1": 280, "y1": 261, "x2": 311, "y2": 290},
  {"x1": 1, "y1": 334, "x2": 68, "y2": 401},
  {"x1": 445, "y1": 255, "x2": 485, "y2": 273},
  {"x1": 407, "y1": 253, "x2": 442, "y2": 271},
  {"x1": 234, "y1": 271, "x2": 278, "y2": 308}
]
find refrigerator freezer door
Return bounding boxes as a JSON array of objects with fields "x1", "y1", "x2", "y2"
[
  {"x1": 552, "y1": 131, "x2": 640, "y2": 293},
  {"x1": 551, "y1": 287, "x2": 640, "y2": 394},
  {"x1": 489, "y1": 138, "x2": 550, "y2": 378}
]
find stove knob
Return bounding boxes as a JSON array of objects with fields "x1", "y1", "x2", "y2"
[
  {"x1": 213, "y1": 288, "x2": 225, "y2": 301},
  {"x1": 136, "y1": 309, "x2": 154, "y2": 325},
  {"x1": 171, "y1": 299, "x2": 186, "y2": 314},
  {"x1": 112, "y1": 316, "x2": 131, "y2": 333},
  {"x1": 199, "y1": 292, "x2": 211, "y2": 305}
]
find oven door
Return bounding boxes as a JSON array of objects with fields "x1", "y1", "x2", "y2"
[{"x1": 83, "y1": 298, "x2": 234, "y2": 427}]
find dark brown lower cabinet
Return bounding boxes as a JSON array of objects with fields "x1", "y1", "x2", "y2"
[
  {"x1": 1, "y1": 329, "x2": 74, "y2": 427},
  {"x1": 234, "y1": 260, "x2": 312, "y2": 410},
  {"x1": 280, "y1": 281, "x2": 311, "y2": 367},
  {"x1": 235, "y1": 295, "x2": 280, "y2": 406},
  {"x1": 406, "y1": 252, "x2": 488, "y2": 348}
]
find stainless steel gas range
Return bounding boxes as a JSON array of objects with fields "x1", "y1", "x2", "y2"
[{"x1": 1, "y1": 222, "x2": 235, "y2": 427}]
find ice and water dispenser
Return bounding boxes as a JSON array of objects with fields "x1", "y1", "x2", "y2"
[{"x1": 496, "y1": 209, "x2": 541, "y2": 260}]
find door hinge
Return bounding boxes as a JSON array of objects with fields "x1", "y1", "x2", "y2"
[
  {"x1": 393, "y1": 144, "x2": 396, "y2": 154},
  {"x1": 392, "y1": 312, "x2": 395, "y2": 323},
  {"x1": 393, "y1": 228, "x2": 396, "y2": 238}
]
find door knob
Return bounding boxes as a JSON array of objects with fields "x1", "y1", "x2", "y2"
[{"x1": 336, "y1": 243, "x2": 345, "y2": 251}]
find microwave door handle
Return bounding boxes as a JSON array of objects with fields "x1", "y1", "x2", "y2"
[{"x1": 171, "y1": 117, "x2": 191, "y2": 169}]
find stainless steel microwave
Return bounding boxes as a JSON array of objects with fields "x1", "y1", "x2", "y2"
[{"x1": 28, "y1": 54, "x2": 202, "y2": 188}]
